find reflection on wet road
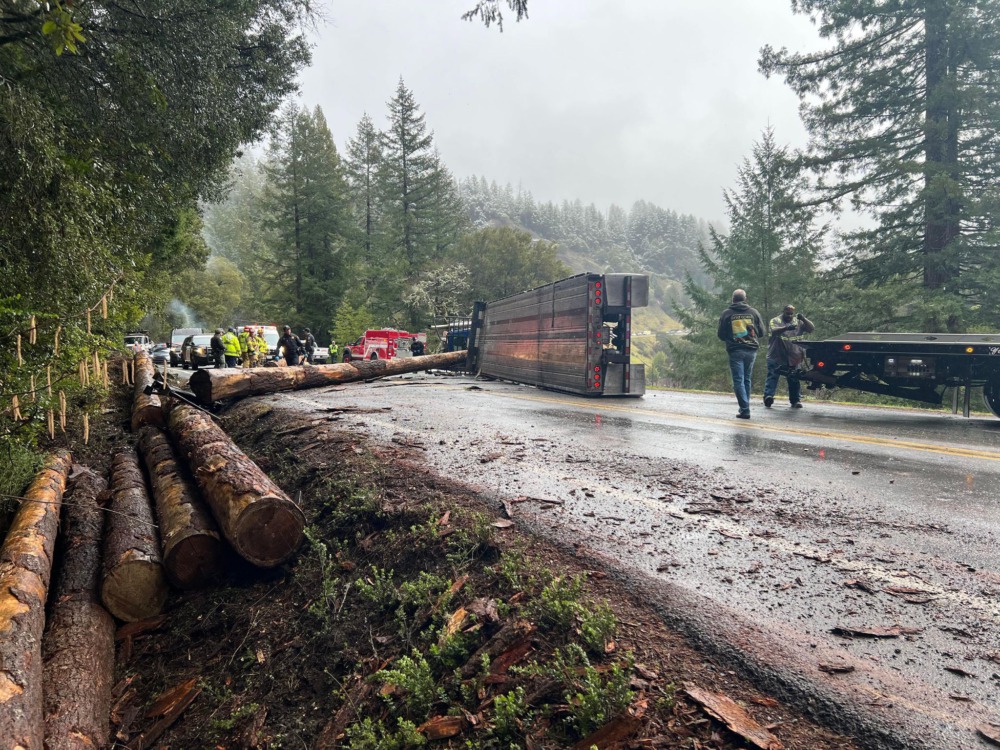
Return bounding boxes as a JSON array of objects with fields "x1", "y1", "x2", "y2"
[{"x1": 276, "y1": 375, "x2": 1000, "y2": 749}]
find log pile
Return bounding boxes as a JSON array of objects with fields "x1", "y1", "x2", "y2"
[
  {"x1": 0, "y1": 449, "x2": 72, "y2": 748},
  {"x1": 131, "y1": 350, "x2": 164, "y2": 430},
  {"x1": 101, "y1": 449, "x2": 169, "y2": 622},
  {"x1": 166, "y1": 402, "x2": 304, "y2": 567},
  {"x1": 137, "y1": 426, "x2": 224, "y2": 589},
  {"x1": 1, "y1": 359, "x2": 321, "y2": 745},
  {"x1": 188, "y1": 349, "x2": 467, "y2": 404},
  {"x1": 43, "y1": 466, "x2": 115, "y2": 749}
]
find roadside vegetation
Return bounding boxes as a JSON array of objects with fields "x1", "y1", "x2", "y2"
[{"x1": 111, "y1": 398, "x2": 855, "y2": 749}]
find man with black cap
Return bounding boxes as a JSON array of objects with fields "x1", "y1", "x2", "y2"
[
  {"x1": 764, "y1": 304, "x2": 814, "y2": 408},
  {"x1": 302, "y1": 327, "x2": 317, "y2": 364},
  {"x1": 278, "y1": 325, "x2": 302, "y2": 366}
]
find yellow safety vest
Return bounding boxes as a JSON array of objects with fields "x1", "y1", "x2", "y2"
[{"x1": 223, "y1": 332, "x2": 241, "y2": 357}]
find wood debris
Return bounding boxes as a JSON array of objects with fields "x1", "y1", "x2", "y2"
[
  {"x1": 830, "y1": 625, "x2": 923, "y2": 638},
  {"x1": 684, "y1": 684, "x2": 783, "y2": 750}
]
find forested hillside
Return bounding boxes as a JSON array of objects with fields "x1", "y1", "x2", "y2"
[{"x1": 458, "y1": 176, "x2": 712, "y2": 303}]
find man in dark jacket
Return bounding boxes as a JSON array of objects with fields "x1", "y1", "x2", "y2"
[
  {"x1": 210, "y1": 328, "x2": 225, "y2": 369},
  {"x1": 278, "y1": 326, "x2": 302, "y2": 366},
  {"x1": 717, "y1": 289, "x2": 765, "y2": 419},
  {"x1": 303, "y1": 328, "x2": 317, "y2": 364},
  {"x1": 764, "y1": 304, "x2": 815, "y2": 409}
]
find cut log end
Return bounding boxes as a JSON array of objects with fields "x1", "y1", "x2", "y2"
[
  {"x1": 231, "y1": 497, "x2": 305, "y2": 567},
  {"x1": 164, "y1": 534, "x2": 226, "y2": 589},
  {"x1": 101, "y1": 562, "x2": 169, "y2": 623}
]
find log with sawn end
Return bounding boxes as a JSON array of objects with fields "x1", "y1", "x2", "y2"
[
  {"x1": 43, "y1": 465, "x2": 115, "y2": 750},
  {"x1": 102, "y1": 448, "x2": 169, "y2": 622},
  {"x1": 0, "y1": 449, "x2": 72, "y2": 749},
  {"x1": 131, "y1": 350, "x2": 164, "y2": 431},
  {"x1": 137, "y1": 425, "x2": 224, "y2": 589},
  {"x1": 166, "y1": 401, "x2": 305, "y2": 567},
  {"x1": 188, "y1": 350, "x2": 467, "y2": 404}
]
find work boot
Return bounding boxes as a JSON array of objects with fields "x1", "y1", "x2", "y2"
[
  {"x1": 791, "y1": 402, "x2": 803, "y2": 409},
  {"x1": 737, "y1": 412, "x2": 750, "y2": 419},
  {"x1": 764, "y1": 395, "x2": 774, "y2": 408}
]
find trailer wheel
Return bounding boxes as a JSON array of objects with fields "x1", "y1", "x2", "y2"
[{"x1": 984, "y1": 380, "x2": 1000, "y2": 418}]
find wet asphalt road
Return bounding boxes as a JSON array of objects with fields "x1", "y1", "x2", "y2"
[{"x1": 203, "y1": 370, "x2": 1000, "y2": 749}]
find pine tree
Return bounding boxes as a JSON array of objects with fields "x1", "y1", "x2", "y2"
[
  {"x1": 760, "y1": 0, "x2": 1000, "y2": 330},
  {"x1": 344, "y1": 113, "x2": 384, "y2": 268},
  {"x1": 261, "y1": 103, "x2": 354, "y2": 331},
  {"x1": 380, "y1": 79, "x2": 465, "y2": 326},
  {"x1": 671, "y1": 129, "x2": 824, "y2": 389}
]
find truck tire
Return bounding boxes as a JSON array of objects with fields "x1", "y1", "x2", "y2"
[
  {"x1": 369, "y1": 352, "x2": 378, "y2": 361},
  {"x1": 343, "y1": 352, "x2": 352, "y2": 363},
  {"x1": 984, "y1": 380, "x2": 1000, "y2": 418}
]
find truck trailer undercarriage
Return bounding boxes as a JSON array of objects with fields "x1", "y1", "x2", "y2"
[{"x1": 800, "y1": 332, "x2": 1000, "y2": 418}]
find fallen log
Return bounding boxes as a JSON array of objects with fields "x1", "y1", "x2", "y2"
[
  {"x1": 136, "y1": 426, "x2": 224, "y2": 589},
  {"x1": 131, "y1": 351, "x2": 164, "y2": 431},
  {"x1": 166, "y1": 402, "x2": 305, "y2": 567},
  {"x1": 188, "y1": 350, "x2": 467, "y2": 404},
  {"x1": 0, "y1": 449, "x2": 72, "y2": 749},
  {"x1": 102, "y1": 449, "x2": 169, "y2": 622},
  {"x1": 43, "y1": 466, "x2": 115, "y2": 750}
]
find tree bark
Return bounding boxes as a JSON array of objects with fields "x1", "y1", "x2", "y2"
[
  {"x1": 131, "y1": 351, "x2": 164, "y2": 431},
  {"x1": 166, "y1": 402, "x2": 305, "y2": 567},
  {"x1": 43, "y1": 466, "x2": 115, "y2": 750},
  {"x1": 136, "y1": 426, "x2": 224, "y2": 589},
  {"x1": 188, "y1": 350, "x2": 467, "y2": 404},
  {"x1": 101, "y1": 449, "x2": 169, "y2": 623},
  {"x1": 0, "y1": 449, "x2": 72, "y2": 750}
]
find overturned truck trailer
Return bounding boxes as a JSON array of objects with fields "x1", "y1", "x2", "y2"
[{"x1": 468, "y1": 273, "x2": 648, "y2": 397}]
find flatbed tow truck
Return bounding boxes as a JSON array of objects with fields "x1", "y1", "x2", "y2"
[{"x1": 800, "y1": 332, "x2": 1000, "y2": 418}]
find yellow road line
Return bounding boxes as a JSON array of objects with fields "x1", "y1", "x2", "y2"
[{"x1": 498, "y1": 391, "x2": 1000, "y2": 463}]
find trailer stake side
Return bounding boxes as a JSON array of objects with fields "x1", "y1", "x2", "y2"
[
  {"x1": 469, "y1": 273, "x2": 649, "y2": 397},
  {"x1": 801, "y1": 332, "x2": 1000, "y2": 418}
]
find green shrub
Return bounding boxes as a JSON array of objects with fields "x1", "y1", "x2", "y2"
[
  {"x1": 377, "y1": 650, "x2": 443, "y2": 719},
  {"x1": 344, "y1": 717, "x2": 426, "y2": 749},
  {"x1": 579, "y1": 601, "x2": 617, "y2": 654}
]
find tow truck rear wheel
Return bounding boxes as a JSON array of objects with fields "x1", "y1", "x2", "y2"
[{"x1": 984, "y1": 380, "x2": 1000, "y2": 418}]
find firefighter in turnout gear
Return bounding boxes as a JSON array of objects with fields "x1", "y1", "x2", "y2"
[
  {"x1": 256, "y1": 328, "x2": 269, "y2": 363},
  {"x1": 245, "y1": 328, "x2": 260, "y2": 367},
  {"x1": 238, "y1": 327, "x2": 252, "y2": 368}
]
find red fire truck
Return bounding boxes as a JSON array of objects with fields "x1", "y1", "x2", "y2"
[{"x1": 342, "y1": 329, "x2": 427, "y2": 362}]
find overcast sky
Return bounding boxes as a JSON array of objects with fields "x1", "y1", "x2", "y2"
[{"x1": 297, "y1": 1, "x2": 822, "y2": 223}]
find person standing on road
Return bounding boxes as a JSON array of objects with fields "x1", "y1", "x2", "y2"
[
  {"x1": 303, "y1": 328, "x2": 317, "y2": 364},
  {"x1": 764, "y1": 305, "x2": 815, "y2": 409},
  {"x1": 256, "y1": 327, "x2": 270, "y2": 363},
  {"x1": 222, "y1": 327, "x2": 241, "y2": 368},
  {"x1": 238, "y1": 326, "x2": 252, "y2": 368},
  {"x1": 211, "y1": 328, "x2": 226, "y2": 369},
  {"x1": 245, "y1": 328, "x2": 260, "y2": 367},
  {"x1": 278, "y1": 325, "x2": 302, "y2": 366},
  {"x1": 717, "y1": 289, "x2": 765, "y2": 420}
]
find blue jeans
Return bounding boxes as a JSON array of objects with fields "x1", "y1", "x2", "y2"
[
  {"x1": 764, "y1": 358, "x2": 801, "y2": 404},
  {"x1": 728, "y1": 348, "x2": 758, "y2": 415},
  {"x1": 225, "y1": 355, "x2": 239, "y2": 368}
]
